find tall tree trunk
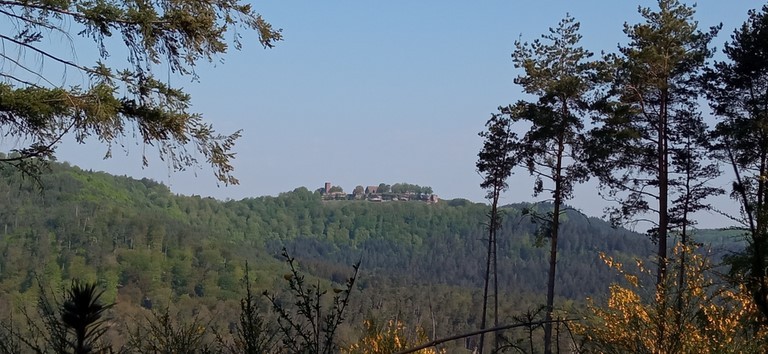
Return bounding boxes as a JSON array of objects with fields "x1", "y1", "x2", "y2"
[
  {"x1": 478, "y1": 192, "x2": 499, "y2": 354},
  {"x1": 493, "y1": 209, "x2": 499, "y2": 352},
  {"x1": 544, "y1": 129, "x2": 565, "y2": 354},
  {"x1": 656, "y1": 91, "x2": 670, "y2": 346},
  {"x1": 753, "y1": 149, "x2": 768, "y2": 323},
  {"x1": 657, "y1": 93, "x2": 669, "y2": 286},
  {"x1": 675, "y1": 134, "x2": 695, "y2": 340}
]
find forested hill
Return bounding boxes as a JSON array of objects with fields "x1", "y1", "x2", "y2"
[{"x1": 0, "y1": 162, "x2": 744, "y2": 338}]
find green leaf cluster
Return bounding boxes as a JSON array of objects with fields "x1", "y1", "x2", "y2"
[{"x1": 1, "y1": 0, "x2": 282, "y2": 184}]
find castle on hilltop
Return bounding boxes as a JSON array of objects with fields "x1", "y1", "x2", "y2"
[{"x1": 319, "y1": 182, "x2": 439, "y2": 204}]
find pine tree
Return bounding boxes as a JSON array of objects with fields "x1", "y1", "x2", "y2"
[
  {"x1": 705, "y1": 4, "x2": 768, "y2": 326},
  {"x1": 0, "y1": 0, "x2": 281, "y2": 182},
  {"x1": 476, "y1": 111, "x2": 518, "y2": 353},
  {"x1": 508, "y1": 15, "x2": 595, "y2": 354},
  {"x1": 585, "y1": 0, "x2": 719, "y2": 344},
  {"x1": 585, "y1": 0, "x2": 717, "y2": 288}
]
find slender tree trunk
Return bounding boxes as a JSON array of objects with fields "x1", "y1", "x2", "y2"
[
  {"x1": 493, "y1": 211, "x2": 499, "y2": 352},
  {"x1": 75, "y1": 325, "x2": 87, "y2": 354},
  {"x1": 656, "y1": 92, "x2": 670, "y2": 346},
  {"x1": 543, "y1": 202, "x2": 561, "y2": 354},
  {"x1": 430, "y1": 302, "x2": 437, "y2": 342},
  {"x1": 753, "y1": 147, "x2": 768, "y2": 323},
  {"x1": 675, "y1": 136, "x2": 694, "y2": 339},
  {"x1": 544, "y1": 132, "x2": 565, "y2": 354},
  {"x1": 675, "y1": 204, "x2": 688, "y2": 334},
  {"x1": 478, "y1": 191, "x2": 499, "y2": 354},
  {"x1": 722, "y1": 141, "x2": 768, "y2": 323},
  {"x1": 529, "y1": 326, "x2": 535, "y2": 354},
  {"x1": 657, "y1": 94, "x2": 669, "y2": 286}
]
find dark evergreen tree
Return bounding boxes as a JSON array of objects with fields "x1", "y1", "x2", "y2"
[
  {"x1": 508, "y1": 15, "x2": 596, "y2": 354},
  {"x1": 705, "y1": 4, "x2": 768, "y2": 326},
  {"x1": 60, "y1": 281, "x2": 114, "y2": 354},
  {"x1": 585, "y1": 0, "x2": 719, "y2": 345},
  {"x1": 13, "y1": 281, "x2": 115, "y2": 354},
  {"x1": 667, "y1": 110, "x2": 722, "y2": 333},
  {"x1": 477, "y1": 109, "x2": 518, "y2": 353},
  {"x1": 585, "y1": 0, "x2": 717, "y2": 286}
]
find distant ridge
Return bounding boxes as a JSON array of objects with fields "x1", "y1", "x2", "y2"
[{"x1": 0, "y1": 160, "x2": 746, "y2": 341}]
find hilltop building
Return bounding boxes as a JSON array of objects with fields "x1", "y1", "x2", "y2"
[{"x1": 320, "y1": 182, "x2": 438, "y2": 203}]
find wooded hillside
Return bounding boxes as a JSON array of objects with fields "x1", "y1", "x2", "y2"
[{"x1": 0, "y1": 162, "x2": 743, "y2": 348}]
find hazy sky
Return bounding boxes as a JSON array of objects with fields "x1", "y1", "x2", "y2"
[{"x1": 49, "y1": 1, "x2": 765, "y2": 228}]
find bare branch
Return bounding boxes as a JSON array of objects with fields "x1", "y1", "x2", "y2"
[
  {"x1": 395, "y1": 319, "x2": 579, "y2": 354},
  {"x1": 0, "y1": 33, "x2": 100, "y2": 77}
]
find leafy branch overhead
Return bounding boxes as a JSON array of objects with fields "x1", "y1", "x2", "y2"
[{"x1": 0, "y1": 0, "x2": 282, "y2": 184}]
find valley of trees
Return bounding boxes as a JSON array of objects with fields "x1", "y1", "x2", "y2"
[
  {"x1": 3, "y1": 0, "x2": 768, "y2": 353},
  {"x1": 0, "y1": 160, "x2": 675, "y2": 351}
]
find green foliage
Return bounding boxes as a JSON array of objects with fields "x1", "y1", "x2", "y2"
[
  {"x1": 390, "y1": 183, "x2": 432, "y2": 195},
  {"x1": 0, "y1": 0, "x2": 282, "y2": 183},
  {"x1": 0, "y1": 160, "x2": 697, "y2": 349},
  {"x1": 477, "y1": 112, "x2": 518, "y2": 199},
  {"x1": 0, "y1": 161, "x2": 664, "y2": 287},
  {"x1": 584, "y1": 0, "x2": 720, "y2": 289},
  {"x1": 477, "y1": 95, "x2": 519, "y2": 352},
  {"x1": 329, "y1": 186, "x2": 344, "y2": 193},
  {"x1": 705, "y1": 4, "x2": 768, "y2": 325},
  {"x1": 502, "y1": 14, "x2": 598, "y2": 353},
  {"x1": 509, "y1": 14, "x2": 594, "y2": 202},
  {"x1": 377, "y1": 183, "x2": 391, "y2": 194}
]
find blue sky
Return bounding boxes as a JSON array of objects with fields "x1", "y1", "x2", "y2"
[{"x1": 51, "y1": 1, "x2": 764, "y2": 228}]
